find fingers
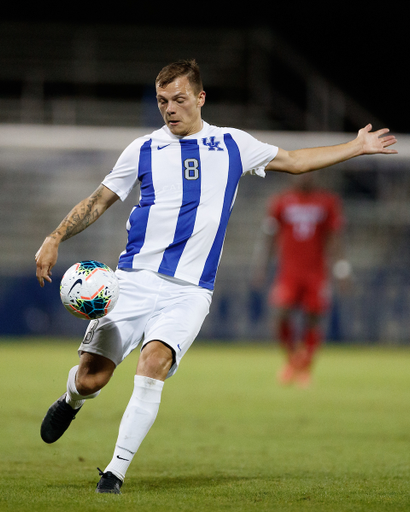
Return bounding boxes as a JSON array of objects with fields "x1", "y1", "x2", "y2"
[
  {"x1": 362, "y1": 126, "x2": 391, "y2": 138},
  {"x1": 376, "y1": 127, "x2": 391, "y2": 137},
  {"x1": 35, "y1": 250, "x2": 43, "y2": 287},
  {"x1": 35, "y1": 237, "x2": 59, "y2": 287},
  {"x1": 36, "y1": 264, "x2": 52, "y2": 287},
  {"x1": 37, "y1": 271, "x2": 53, "y2": 287},
  {"x1": 35, "y1": 249, "x2": 54, "y2": 287},
  {"x1": 360, "y1": 124, "x2": 398, "y2": 154},
  {"x1": 379, "y1": 132, "x2": 398, "y2": 153},
  {"x1": 382, "y1": 135, "x2": 397, "y2": 147},
  {"x1": 373, "y1": 128, "x2": 397, "y2": 145},
  {"x1": 36, "y1": 270, "x2": 45, "y2": 288}
]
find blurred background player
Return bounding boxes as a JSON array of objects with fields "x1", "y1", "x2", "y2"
[{"x1": 252, "y1": 173, "x2": 351, "y2": 387}]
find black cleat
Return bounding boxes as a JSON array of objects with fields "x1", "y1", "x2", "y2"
[
  {"x1": 96, "y1": 468, "x2": 123, "y2": 494},
  {"x1": 40, "y1": 393, "x2": 82, "y2": 444}
]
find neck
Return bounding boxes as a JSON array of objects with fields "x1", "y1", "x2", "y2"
[{"x1": 183, "y1": 119, "x2": 204, "y2": 137}]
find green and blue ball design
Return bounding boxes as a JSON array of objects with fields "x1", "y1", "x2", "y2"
[{"x1": 60, "y1": 260, "x2": 119, "y2": 320}]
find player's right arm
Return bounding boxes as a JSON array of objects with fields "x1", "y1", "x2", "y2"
[{"x1": 35, "y1": 184, "x2": 119, "y2": 287}]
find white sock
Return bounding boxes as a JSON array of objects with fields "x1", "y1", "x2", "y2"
[
  {"x1": 65, "y1": 365, "x2": 100, "y2": 409},
  {"x1": 104, "y1": 375, "x2": 164, "y2": 481}
]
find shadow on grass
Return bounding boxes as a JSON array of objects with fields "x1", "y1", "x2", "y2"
[{"x1": 134, "y1": 474, "x2": 261, "y2": 489}]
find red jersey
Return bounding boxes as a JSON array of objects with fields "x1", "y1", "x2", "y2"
[{"x1": 267, "y1": 188, "x2": 344, "y2": 279}]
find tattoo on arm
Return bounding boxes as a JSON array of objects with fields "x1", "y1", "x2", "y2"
[{"x1": 49, "y1": 186, "x2": 107, "y2": 242}]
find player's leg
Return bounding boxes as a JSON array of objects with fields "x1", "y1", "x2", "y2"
[
  {"x1": 98, "y1": 275, "x2": 212, "y2": 493},
  {"x1": 293, "y1": 312, "x2": 322, "y2": 388},
  {"x1": 276, "y1": 307, "x2": 294, "y2": 355},
  {"x1": 269, "y1": 279, "x2": 299, "y2": 383},
  {"x1": 67, "y1": 351, "x2": 115, "y2": 405},
  {"x1": 41, "y1": 269, "x2": 142, "y2": 445},
  {"x1": 304, "y1": 312, "x2": 323, "y2": 363},
  {"x1": 295, "y1": 276, "x2": 329, "y2": 387},
  {"x1": 40, "y1": 352, "x2": 115, "y2": 444},
  {"x1": 136, "y1": 339, "x2": 175, "y2": 379},
  {"x1": 97, "y1": 341, "x2": 173, "y2": 493},
  {"x1": 274, "y1": 306, "x2": 299, "y2": 383},
  {"x1": 269, "y1": 283, "x2": 295, "y2": 354},
  {"x1": 41, "y1": 319, "x2": 123, "y2": 445}
]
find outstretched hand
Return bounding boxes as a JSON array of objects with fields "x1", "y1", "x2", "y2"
[{"x1": 358, "y1": 124, "x2": 398, "y2": 155}]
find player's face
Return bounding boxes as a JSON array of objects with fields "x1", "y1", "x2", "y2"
[{"x1": 156, "y1": 76, "x2": 206, "y2": 137}]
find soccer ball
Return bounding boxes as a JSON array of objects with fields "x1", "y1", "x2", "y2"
[{"x1": 60, "y1": 260, "x2": 119, "y2": 320}]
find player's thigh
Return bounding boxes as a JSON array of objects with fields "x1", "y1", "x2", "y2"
[
  {"x1": 302, "y1": 277, "x2": 331, "y2": 314},
  {"x1": 142, "y1": 284, "x2": 212, "y2": 379},
  {"x1": 269, "y1": 277, "x2": 300, "y2": 308},
  {"x1": 78, "y1": 270, "x2": 161, "y2": 366}
]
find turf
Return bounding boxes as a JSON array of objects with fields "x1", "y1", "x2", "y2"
[{"x1": 1, "y1": 339, "x2": 410, "y2": 511}]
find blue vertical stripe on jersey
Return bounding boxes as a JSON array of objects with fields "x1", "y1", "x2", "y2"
[
  {"x1": 158, "y1": 139, "x2": 201, "y2": 277},
  {"x1": 199, "y1": 133, "x2": 243, "y2": 289},
  {"x1": 118, "y1": 139, "x2": 154, "y2": 268}
]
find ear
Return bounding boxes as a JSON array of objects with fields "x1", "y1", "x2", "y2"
[{"x1": 197, "y1": 90, "x2": 206, "y2": 107}]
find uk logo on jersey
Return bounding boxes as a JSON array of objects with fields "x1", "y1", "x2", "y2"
[{"x1": 202, "y1": 136, "x2": 223, "y2": 151}]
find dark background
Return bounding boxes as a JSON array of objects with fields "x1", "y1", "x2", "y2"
[{"x1": 2, "y1": 2, "x2": 407, "y2": 133}]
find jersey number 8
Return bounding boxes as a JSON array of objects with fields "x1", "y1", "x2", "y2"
[{"x1": 184, "y1": 158, "x2": 200, "y2": 180}]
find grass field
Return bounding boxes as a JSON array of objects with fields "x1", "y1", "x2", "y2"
[{"x1": 1, "y1": 339, "x2": 410, "y2": 511}]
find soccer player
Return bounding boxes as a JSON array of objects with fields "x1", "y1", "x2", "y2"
[
  {"x1": 35, "y1": 59, "x2": 397, "y2": 494},
  {"x1": 252, "y1": 172, "x2": 350, "y2": 388}
]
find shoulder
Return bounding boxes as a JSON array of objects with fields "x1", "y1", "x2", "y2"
[
  {"x1": 117, "y1": 127, "x2": 176, "y2": 158},
  {"x1": 121, "y1": 133, "x2": 154, "y2": 152},
  {"x1": 215, "y1": 126, "x2": 258, "y2": 143},
  {"x1": 203, "y1": 123, "x2": 260, "y2": 143},
  {"x1": 130, "y1": 126, "x2": 173, "y2": 146}
]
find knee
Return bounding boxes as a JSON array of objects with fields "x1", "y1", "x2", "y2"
[{"x1": 137, "y1": 341, "x2": 174, "y2": 381}]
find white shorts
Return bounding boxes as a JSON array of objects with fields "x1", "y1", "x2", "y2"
[{"x1": 78, "y1": 269, "x2": 212, "y2": 378}]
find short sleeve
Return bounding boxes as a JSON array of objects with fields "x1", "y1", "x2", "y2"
[
  {"x1": 102, "y1": 138, "x2": 146, "y2": 201},
  {"x1": 228, "y1": 128, "x2": 278, "y2": 177}
]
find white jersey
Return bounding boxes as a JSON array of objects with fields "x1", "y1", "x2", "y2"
[{"x1": 102, "y1": 121, "x2": 278, "y2": 290}]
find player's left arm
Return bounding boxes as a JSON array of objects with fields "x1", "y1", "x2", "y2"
[
  {"x1": 265, "y1": 124, "x2": 397, "y2": 174},
  {"x1": 35, "y1": 184, "x2": 119, "y2": 287}
]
